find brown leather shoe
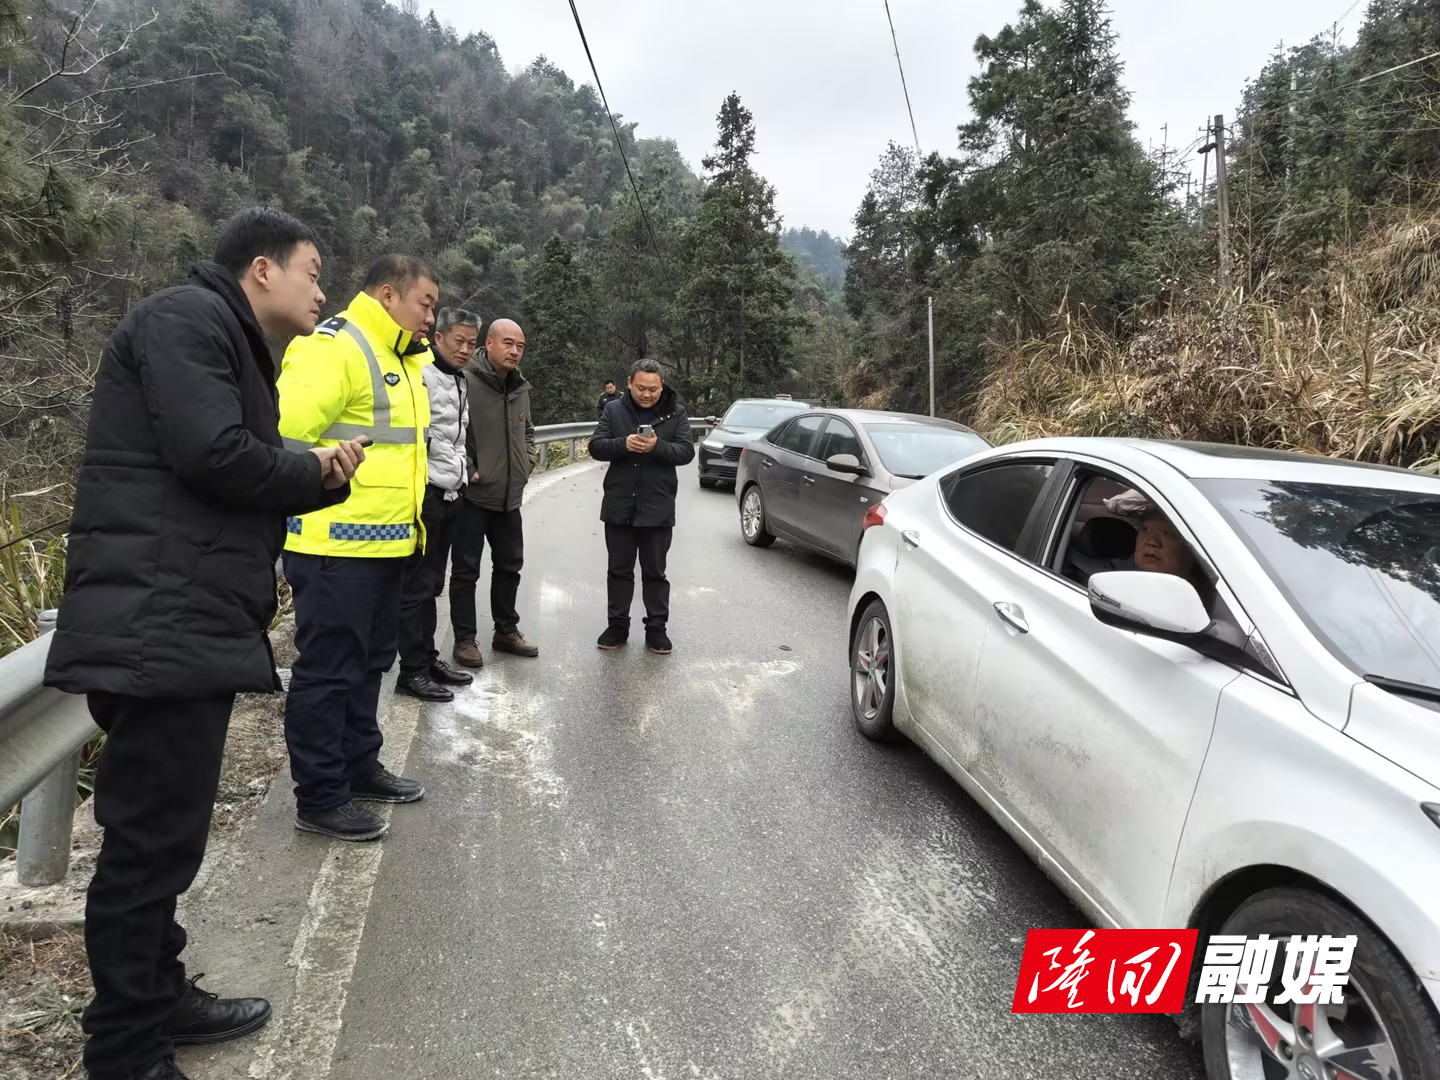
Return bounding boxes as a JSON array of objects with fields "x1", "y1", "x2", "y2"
[
  {"x1": 492, "y1": 631, "x2": 539, "y2": 658},
  {"x1": 452, "y1": 640, "x2": 485, "y2": 668}
]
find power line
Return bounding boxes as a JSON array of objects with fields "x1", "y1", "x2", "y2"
[
  {"x1": 565, "y1": 0, "x2": 665, "y2": 264},
  {"x1": 1301, "y1": 48, "x2": 1440, "y2": 103},
  {"x1": 883, "y1": 0, "x2": 923, "y2": 158},
  {"x1": 880, "y1": 1, "x2": 935, "y2": 418},
  {"x1": 1331, "y1": 0, "x2": 1362, "y2": 30}
]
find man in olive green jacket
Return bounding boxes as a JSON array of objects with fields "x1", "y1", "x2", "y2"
[{"x1": 457, "y1": 318, "x2": 540, "y2": 661}]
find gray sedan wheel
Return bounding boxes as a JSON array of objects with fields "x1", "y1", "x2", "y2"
[{"x1": 740, "y1": 485, "x2": 776, "y2": 548}]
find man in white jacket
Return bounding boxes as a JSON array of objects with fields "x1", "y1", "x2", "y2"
[{"x1": 397, "y1": 307, "x2": 482, "y2": 701}]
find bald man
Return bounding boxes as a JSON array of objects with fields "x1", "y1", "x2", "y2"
[{"x1": 456, "y1": 318, "x2": 540, "y2": 661}]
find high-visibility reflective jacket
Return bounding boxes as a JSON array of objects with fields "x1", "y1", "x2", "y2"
[{"x1": 278, "y1": 292, "x2": 430, "y2": 559}]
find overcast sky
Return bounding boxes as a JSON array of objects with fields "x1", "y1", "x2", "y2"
[{"x1": 427, "y1": 0, "x2": 1358, "y2": 239}]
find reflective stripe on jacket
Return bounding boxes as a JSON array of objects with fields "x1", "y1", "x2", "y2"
[{"x1": 278, "y1": 291, "x2": 430, "y2": 558}]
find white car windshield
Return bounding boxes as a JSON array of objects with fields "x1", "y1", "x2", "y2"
[
  {"x1": 722, "y1": 402, "x2": 805, "y2": 430},
  {"x1": 1200, "y1": 478, "x2": 1440, "y2": 691}
]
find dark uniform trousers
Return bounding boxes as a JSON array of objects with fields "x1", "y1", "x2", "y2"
[
  {"x1": 81, "y1": 692, "x2": 233, "y2": 1080},
  {"x1": 282, "y1": 551, "x2": 404, "y2": 812},
  {"x1": 605, "y1": 525, "x2": 674, "y2": 632},
  {"x1": 453, "y1": 503, "x2": 525, "y2": 637},
  {"x1": 399, "y1": 485, "x2": 478, "y2": 673}
]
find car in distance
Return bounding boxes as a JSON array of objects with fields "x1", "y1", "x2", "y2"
[
  {"x1": 848, "y1": 436, "x2": 1440, "y2": 1079},
  {"x1": 736, "y1": 409, "x2": 990, "y2": 566},
  {"x1": 697, "y1": 398, "x2": 809, "y2": 489}
]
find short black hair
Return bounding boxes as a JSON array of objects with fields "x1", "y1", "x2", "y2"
[
  {"x1": 629, "y1": 358, "x2": 663, "y2": 381},
  {"x1": 604, "y1": 380, "x2": 616, "y2": 387},
  {"x1": 363, "y1": 254, "x2": 437, "y2": 296},
  {"x1": 213, "y1": 207, "x2": 320, "y2": 278}
]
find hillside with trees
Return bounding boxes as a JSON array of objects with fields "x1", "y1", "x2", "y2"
[
  {"x1": 841, "y1": 0, "x2": 1440, "y2": 467},
  {"x1": 5, "y1": 0, "x2": 1440, "y2": 650},
  {"x1": 0, "y1": 0, "x2": 855, "y2": 647},
  {"x1": 781, "y1": 227, "x2": 847, "y2": 294}
]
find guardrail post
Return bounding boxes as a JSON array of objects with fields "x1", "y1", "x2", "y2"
[
  {"x1": 16, "y1": 750, "x2": 81, "y2": 886},
  {"x1": 16, "y1": 609, "x2": 80, "y2": 886},
  {"x1": 567, "y1": 437, "x2": 576, "y2": 464}
]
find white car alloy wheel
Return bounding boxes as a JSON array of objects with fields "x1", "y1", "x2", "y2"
[
  {"x1": 1203, "y1": 888, "x2": 1440, "y2": 1080},
  {"x1": 850, "y1": 600, "x2": 896, "y2": 740}
]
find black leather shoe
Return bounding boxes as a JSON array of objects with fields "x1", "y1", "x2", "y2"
[
  {"x1": 429, "y1": 659, "x2": 473, "y2": 686},
  {"x1": 159, "y1": 975, "x2": 271, "y2": 1047},
  {"x1": 138, "y1": 1058, "x2": 190, "y2": 1080},
  {"x1": 395, "y1": 671, "x2": 454, "y2": 702},
  {"x1": 351, "y1": 765, "x2": 425, "y2": 804},
  {"x1": 295, "y1": 800, "x2": 388, "y2": 841},
  {"x1": 597, "y1": 625, "x2": 628, "y2": 650}
]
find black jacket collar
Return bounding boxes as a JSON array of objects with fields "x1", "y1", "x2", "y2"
[
  {"x1": 187, "y1": 261, "x2": 272, "y2": 377},
  {"x1": 624, "y1": 385, "x2": 681, "y2": 418}
]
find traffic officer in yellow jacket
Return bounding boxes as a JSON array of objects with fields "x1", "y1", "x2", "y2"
[{"x1": 277, "y1": 254, "x2": 438, "y2": 842}]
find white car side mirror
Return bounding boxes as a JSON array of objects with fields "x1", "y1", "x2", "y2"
[{"x1": 1088, "y1": 571, "x2": 1211, "y2": 637}]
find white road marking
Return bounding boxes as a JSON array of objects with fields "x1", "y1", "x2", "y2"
[{"x1": 246, "y1": 693, "x2": 423, "y2": 1080}]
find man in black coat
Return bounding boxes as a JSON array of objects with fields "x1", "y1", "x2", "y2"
[
  {"x1": 588, "y1": 358, "x2": 695, "y2": 655},
  {"x1": 597, "y1": 379, "x2": 623, "y2": 418},
  {"x1": 43, "y1": 208, "x2": 367, "y2": 1080}
]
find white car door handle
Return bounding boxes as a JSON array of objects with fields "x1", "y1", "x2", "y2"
[
  {"x1": 993, "y1": 602, "x2": 1029, "y2": 634},
  {"x1": 902, "y1": 530, "x2": 921, "y2": 549}
]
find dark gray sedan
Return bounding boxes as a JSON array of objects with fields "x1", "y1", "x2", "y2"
[
  {"x1": 734, "y1": 410, "x2": 991, "y2": 566},
  {"x1": 696, "y1": 397, "x2": 809, "y2": 488}
]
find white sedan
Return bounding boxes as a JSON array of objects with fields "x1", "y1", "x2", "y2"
[{"x1": 848, "y1": 437, "x2": 1440, "y2": 1080}]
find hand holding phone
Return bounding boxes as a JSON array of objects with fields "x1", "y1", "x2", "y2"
[{"x1": 626, "y1": 424, "x2": 657, "y2": 454}]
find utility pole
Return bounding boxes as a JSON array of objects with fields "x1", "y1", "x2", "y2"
[
  {"x1": 1286, "y1": 72, "x2": 1297, "y2": 191},
  {"x1": 1213, "y1": 113, "x2": 1232, "y2": 284},
  {"x1": 927, "y1": 297, "x2": 935, "y2": 418}
]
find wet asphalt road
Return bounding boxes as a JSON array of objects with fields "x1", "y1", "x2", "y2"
[{"x1": 330, "y1": 459, "x2": 1208, "y2": 1080}]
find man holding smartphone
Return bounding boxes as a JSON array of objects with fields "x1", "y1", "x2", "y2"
[{"x1": 588, "y1": 359, "x2": 695, "y2": 654}]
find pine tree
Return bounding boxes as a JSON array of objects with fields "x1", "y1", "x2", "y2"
[
  {"x1": 843, "y1": 143, "x2": 920, "y2": 324},
  {"x1": 675, "y1": 93, "x2": 802, "y2": 410},
  {"x1": 523, "y1": 234, "x2": 598, "y2": 424}
]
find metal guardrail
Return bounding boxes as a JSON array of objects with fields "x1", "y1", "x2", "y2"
[
  {"x1": 1, "y1": 612, "x2": 96, "y2": 887},
  {"x1": 2, "y1": 416, "x2": 718, "y2": 887},
  {"x1": 533, "y1": 416, "x2": 717, "y2": 470}
]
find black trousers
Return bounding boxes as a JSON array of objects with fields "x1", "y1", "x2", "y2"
[
  {"x1": 399, "y1": 486, "x2": 477, "y2": 674},
  {"x1": 453, "y1": 502, "x2": 524, "y2": 637},
  {"x1": 283, "y1": 552, "x2": 404, "y2": 812},
  {"x1": 605, "y1": 525, "x2": 673, "y2": 632},
  {"x1": 82, "y1": 692, "x2": 233, "y2": 1080}
]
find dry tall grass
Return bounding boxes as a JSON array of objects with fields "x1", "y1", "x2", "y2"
[
  {"x1": 0, "y1": 502, "x2": 66, "y2": 656},
  {"x1": 974, "y1": 208, "x2": 1440, "y2": 470}
]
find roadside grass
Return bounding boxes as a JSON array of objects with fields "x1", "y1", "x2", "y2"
[{"x1": 975, "y1": 206, "x2": 1440, "y2": 471}]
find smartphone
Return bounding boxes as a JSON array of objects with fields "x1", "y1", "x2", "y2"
[
  {"x1": 638, "y1": 424, "x2": 654, "y2": 438},
  {"x1": 356, "y1": 435, "x2": 374, "y2": 448}
]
